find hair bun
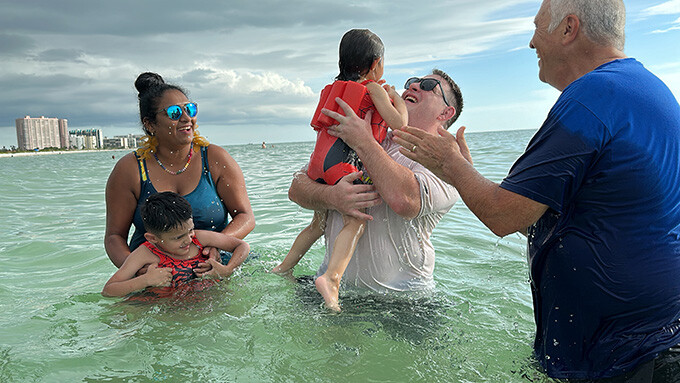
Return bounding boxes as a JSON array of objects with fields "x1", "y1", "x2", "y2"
[{"x1": 135, "y1": 72, "x2": 165, "y2": 97}]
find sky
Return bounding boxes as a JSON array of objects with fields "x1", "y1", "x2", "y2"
[{"x1": 1, "y1": 0, "x2": 679, "y2": 147}]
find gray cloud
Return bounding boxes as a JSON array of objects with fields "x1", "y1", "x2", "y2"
[
  {"x1": 0, "y1": 34, "x2": 35, "y2": 56},
  {"x1": 33, "y1": 48, "x2": 86, "y2": 62},
  {"x1": 0, "y1": 0, "x2": 375, "y2": 36}
]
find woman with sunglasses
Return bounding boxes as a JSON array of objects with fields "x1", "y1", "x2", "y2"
[{"x1": 104, "y1": 72, "x2": 255, "y2": 274}]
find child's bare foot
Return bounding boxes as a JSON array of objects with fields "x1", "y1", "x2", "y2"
[
  {"x1": 271, "y1": 264, "x2": 297, "y2": 282},
  {"x1": 270, "y1": 264, "x2": 290, "y2": 275},
  {"x1": 315, "y1": 274, "x2": 341, "y2": 312}
]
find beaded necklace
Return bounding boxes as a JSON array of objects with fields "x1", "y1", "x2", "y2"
[{"x1": 153, "y1": 142, "x2": 194, "y2": 175}]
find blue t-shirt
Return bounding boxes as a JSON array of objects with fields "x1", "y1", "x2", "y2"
[{"x1": 500, "y1": 58, "x2": 680, "y2": 379}]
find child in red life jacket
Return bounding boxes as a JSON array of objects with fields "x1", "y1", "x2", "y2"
[
  {"x1": 272, "y1": 29, "x2": 407, "y2": 311},
  {"x1": 102, "y1": 192, "x2": 249, "y2": 297}
]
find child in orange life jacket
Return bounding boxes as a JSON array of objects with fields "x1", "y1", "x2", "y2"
[
  {"x1": 272, "y1": 29, "x2": 407, "y2": 311},
  {"x1": 102, "y1": 192, "x2": 249, "y2": 297}
]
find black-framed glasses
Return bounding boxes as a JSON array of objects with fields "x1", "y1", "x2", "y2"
[
  {"x1": 158, "y1": 102, "x2": 198, "y2": 120},
  {"x1": 404, "y1": 77, "x2": 450, "y2": 106}
]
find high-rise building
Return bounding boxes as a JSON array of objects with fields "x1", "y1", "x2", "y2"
[
  {"x1": 68, "y1": 129, "x2": 104, "y2": 149},
  {"x1": 15, "y1": 116, "x2": 69, "y2": 150},
  {"x1": 58, "y1": 119, "x2": 69, "y2": 149}
]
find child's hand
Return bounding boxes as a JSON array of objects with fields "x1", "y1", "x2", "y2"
[
  {"x1": 383, "y1": 84, "x2": 399, "y2": 99},
  {"x1": 197, "y1": 259, "x2": 234, "y2": 279},
  {"x1": 201, "y1": 246, "x2": 220, "y2": 261},
  {"x1": 194, "y1": 260, "x2": 213, "y2": 275},
  {"x1": 144, "y1": 263, "x2": 172, "y2": 287}
]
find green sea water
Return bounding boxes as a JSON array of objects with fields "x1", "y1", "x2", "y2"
[{"x1": 0, "y1": 129, "x2": 560, "y2": 382}]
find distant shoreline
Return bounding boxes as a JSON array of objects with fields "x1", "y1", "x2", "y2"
[{"x1": 0, "y1": 148, "x2": 127, "y2": 158}]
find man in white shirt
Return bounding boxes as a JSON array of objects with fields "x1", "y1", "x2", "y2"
[{"x1": 289, "y1": 69, "x2": 465, "y2": 292}]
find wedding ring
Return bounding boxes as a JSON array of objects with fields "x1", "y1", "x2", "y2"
[{"x1": 411, "y1": 145, "x2": 417, "y2": 152}]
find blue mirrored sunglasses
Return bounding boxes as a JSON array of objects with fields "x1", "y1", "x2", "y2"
[
  {"x1": 404, "y1": 77, "x2": 450, "y2": 106},
  {"x1": 158, "y1": 102, "x2": 198, "y2": 120}
]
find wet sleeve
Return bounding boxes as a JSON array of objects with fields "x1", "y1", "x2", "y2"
[
  {"x1": 413, "y1": 166, "x2": 459, "y2": 218},
  {"x1": 500, "y1": 99, "x2": 607, "y2": 214}
]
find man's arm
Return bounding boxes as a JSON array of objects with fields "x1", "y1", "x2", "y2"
[
  {"x1": 323, "y1": 98, "x2": 422, "y2": 219},
  {"x1": 288, "y1": 169, "x2": 380, "y2": 221},
  {"x1": 393, "y1": 126, "x2": 548, "y2": 236}
]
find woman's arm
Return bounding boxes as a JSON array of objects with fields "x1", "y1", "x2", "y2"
[
  {"x1": 365, "y1": 81, "x2": 408, "y2": 131},
  {"x1": 104, "y1": 153, "x2": 142, "y2": 267},
  {"x1": 208, "y1": 145, "x2": 256, "y2": 239}
]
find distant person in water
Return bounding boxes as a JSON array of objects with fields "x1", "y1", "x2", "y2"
[
  {"x1": 102, "y1": 192, "x2": 250, "y2": 297},
  {"x1": 261, "y1": 142, "x2": 266, "y2": 149},
  {"x1": 272, "y1": 29, "x2": 408, "y2": 311}
]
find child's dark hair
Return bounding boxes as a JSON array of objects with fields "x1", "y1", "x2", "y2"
[
  {"x1": 135, "y1": 72, "x2": 188, "y2": 135},
  {"x1": 141, "y1": 192, "x2": 193, "y2": 234},
  {"x1": 336, "y1": 29, "x2": 384, "y2": 82}
]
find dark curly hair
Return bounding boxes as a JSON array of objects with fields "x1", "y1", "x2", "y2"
[{"x1": 141, "y1": 192, "x2": 193, "y2": 235}]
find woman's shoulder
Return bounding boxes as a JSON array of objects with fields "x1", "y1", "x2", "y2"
[
  {"x1": 206, "y1": 143, "x2": 234, "y2": 161},
  {"x1": 204, "y1": 144, "x2": 245, "y2": 181},
  {"x1": 108, "y1": 152, "x2": 142, "y2": 184}
]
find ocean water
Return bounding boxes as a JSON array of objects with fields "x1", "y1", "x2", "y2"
[{"x1": 0, "y1": 129, "x2": 560, "y2": 382}]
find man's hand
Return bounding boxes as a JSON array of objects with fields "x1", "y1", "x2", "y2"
[
  {"x1": 327, "y1": 172, "x2": 381, "y2": 220},
  {"x1": 393, "y1": 126, "x2": 472, "y2": 181},
  {"x1": 324, "y1": 97, "x2": 374, "y2": 151}
]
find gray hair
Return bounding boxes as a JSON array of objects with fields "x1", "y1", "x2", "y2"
[
  {"x1": 432, "y1": 69, "x2": 463, "y2": 129},
  {"x1": 548, "y1": 0, "x2": 626, "y2": 51}
]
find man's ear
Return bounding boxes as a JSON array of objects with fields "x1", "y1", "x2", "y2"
[
  {"x1": 561, "y1": 14, "x2": 580, "y2": 45},
  {"x1": 438, "y1": 106, "x2": 456, "y2": 123}
]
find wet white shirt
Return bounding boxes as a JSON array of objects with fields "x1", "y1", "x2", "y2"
[{"x1": 316, "y1": 134, "x2": 459, "y2": 292}]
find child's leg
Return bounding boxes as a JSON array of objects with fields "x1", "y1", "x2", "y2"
[
  {"x1": 315, "y1": 214, "x2": 366, "y2": 311},
  {"x1": 272, "y1": 210, "x2": 327, "y2": 274}
]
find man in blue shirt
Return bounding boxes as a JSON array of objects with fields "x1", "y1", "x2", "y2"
[{"x1": 394, "y1": 0, "x2": 680, "y2": 380}]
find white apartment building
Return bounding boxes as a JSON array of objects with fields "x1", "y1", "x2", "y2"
[{"x1": 15, "y1": 116, "x2": 69, "y2": 150}]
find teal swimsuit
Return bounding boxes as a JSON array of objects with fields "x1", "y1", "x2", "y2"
[{"x1": 129, "y1": 146, "x2": 229, "y2": 251}]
